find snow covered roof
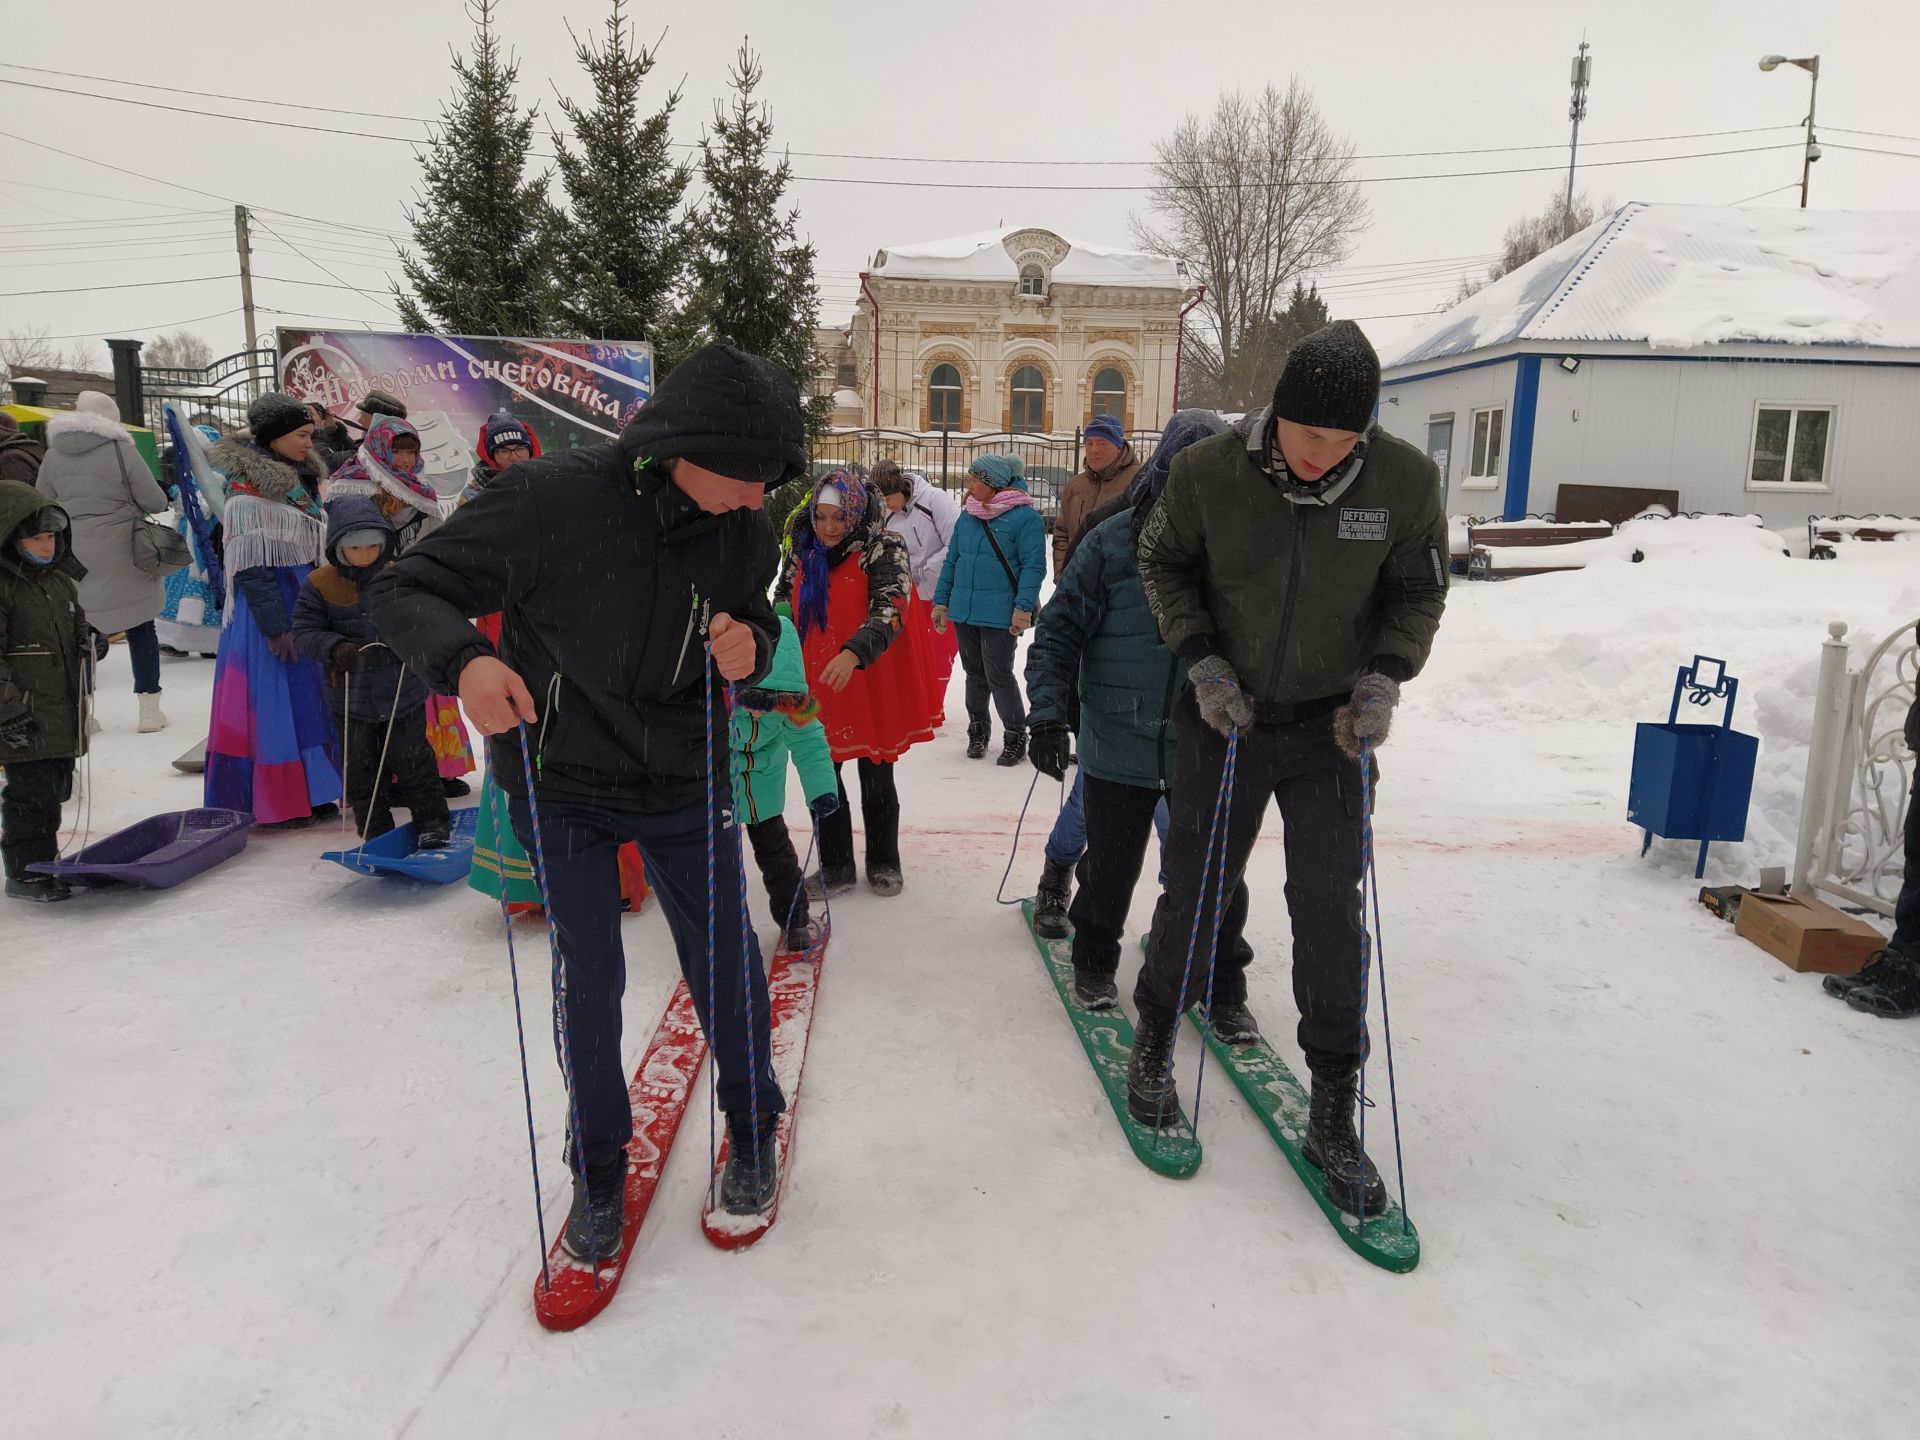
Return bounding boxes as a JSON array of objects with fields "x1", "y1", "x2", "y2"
[
  {"x1": 1384, "y1": 203, "x2": 1920, "y2": 370},
  {"x1": 869, "y1": 227, "x2": 1190, "y2": 290}
]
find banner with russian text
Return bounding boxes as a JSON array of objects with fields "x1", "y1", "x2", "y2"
[{"x1": 277, "y1": 329, "x2": 653, "y2": 497}]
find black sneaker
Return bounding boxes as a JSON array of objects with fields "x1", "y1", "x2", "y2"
[
  {"x1": 782, "y1": 916, "x2": 823, "y2": 955},
  {"x1": 804, "y1": 863, "x2": 857, "y2": 900},
  {"x1": 561, "y1": 1152, "x2": 628, "y2": 1262},
  {"x1": 1125, "y1": 1013, "x2": 1186, "y2": 1128},
  {"x1": 1072, "y1": 966, "x2": 1119, "y2": 1010},
  {"x1": 1844, "y1": 950, "x2": 1920, "y2": 1020},
  {"x1": 996, "y1": 729, "x2": 1028, "y2": 767},
  {"x1": 966, "y1": 721, "x2": 990, "y2": 760},
  {"x1": 866, "y1": 863, "x2": 904, "y2": 897},
  {"x1": 1207, "y1": 1000, "x2": 1262, "y2": 1046},
  {"x1": 415, "y1": 826, "x2": 451, "y2": 851},
  {"x1": 1033, "y1": 858, "x2": 1073, "y2": 938},
  {"x1": 6, "y1": 874, "x2": 73, "y2": 903},
  {"x1": 442, "y1": 777, "x2": 471, "y2": 799},
  {"x1": 1301, "y1": 1068, "x2": 1389, "y2": 1218},
  {"x1": 721, "y1": 1110, "x2": 781, "y2": 1216}
]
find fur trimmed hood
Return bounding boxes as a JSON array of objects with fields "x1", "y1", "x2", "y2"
[
  {"x1": 208, "y1": 435, "x2": 327, "y2": 506},
  {"x1": 44, "y1": 408, "x2": 136, "y2": 454}
]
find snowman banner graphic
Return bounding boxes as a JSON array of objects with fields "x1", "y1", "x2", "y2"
[{"x1": 278, "y1": 329, "x2": 655, "y2": 498}]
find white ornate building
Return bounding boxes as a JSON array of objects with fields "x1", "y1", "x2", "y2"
[{"x1": 837, "y1": 227, "x2": 1196, "y2": 436}]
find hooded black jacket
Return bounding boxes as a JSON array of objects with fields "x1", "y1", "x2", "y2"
[{"x1": 363, "y1": 346, "x2": 804, "y2": 812}]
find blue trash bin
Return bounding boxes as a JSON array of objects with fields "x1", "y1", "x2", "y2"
[{"x1": 1628, "y1": 656, "x2": 1759, "y2": 879}]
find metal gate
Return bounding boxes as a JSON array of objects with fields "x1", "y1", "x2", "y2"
[
  {"x1": 136, "y1": 347, "x2": 276, "y2": 436},
  {"x1": 1794, "y1": 616, "x2": 1918, "y2": 916},
  {"x1": 809, "y1": 427, "x2": 1163, "y2": 519}
]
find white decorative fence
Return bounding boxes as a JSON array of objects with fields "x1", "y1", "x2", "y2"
[{"x1": 1793, "y1": 617, "x2": 1918, "y2": 916}]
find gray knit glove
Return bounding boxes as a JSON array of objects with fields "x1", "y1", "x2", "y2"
[
  {"x1": 1189, "y1": 655, "x2": 1254, "y2": 737},
  {"x1": 1333, "y1": 672, "x2": 1400, "y2": 760}
]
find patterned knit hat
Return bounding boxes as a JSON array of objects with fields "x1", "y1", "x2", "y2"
[
  {"x1": 1270, "y1": 320, "x2": 1380, "y2": 433},
  {"x1": 968, "y1": 454, "x2": 1024, "y2": 490},
  {"x1": 1084, "y1": 413, "x2": 1125, "y2": 448}
]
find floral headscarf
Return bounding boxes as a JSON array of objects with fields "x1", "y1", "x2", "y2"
[{"x1": 795, "y1": 467, "x2": 866, "y2": 639}]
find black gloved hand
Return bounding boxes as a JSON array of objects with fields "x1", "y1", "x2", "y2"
[
  {"x1": 267, "y1": 633, "x2": 298, "y2": 663},
  {"x1": 0, "y1": 714, "x2": 34, "y2": 750},
  {"x1": 809, "y1": 793, "x2": 841, "y2": 821},
  {"x1": 1028, "y1": 724, "x2": 1073, "y2": 782},
  {"x1": 331, "y1": 642, "x2": 363, "y2": 673}
]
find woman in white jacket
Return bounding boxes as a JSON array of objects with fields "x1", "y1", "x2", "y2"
[{"x1": 873, "y1": 461, "x2": 960, "y2": 680}]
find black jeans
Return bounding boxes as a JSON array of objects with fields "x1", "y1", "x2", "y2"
[
  {"x1": 955, "y1": 623, "x2": 1025, "y2": 733},
  {"x1": 1075, "y1": 773, "x2": 1252, "y2": 994},
  {"x1": 342, "y1": 710, "x2": 448, "y2": 839},
  {"x1": 1, "y1": 756, "x2": 74, "y2": 879},
  {"x1": 819, "y1": 758, "x2": 899, "y2": 871},
  {"x1": 1136, "y1": 691, "x2": 1371, "y2": 1074},
  {"x1": 747, "y1": 814, "x2": 810, "y2": 934},
  {"x1": 126, "y1": 620, "x2": 161, "y2": 695},
  {"x1": 1894, "y1": 781, "x2": 1920, "y2": 959},
  {"x1": 507, "y1": 789, "x2": 784, "y2": 1172}
]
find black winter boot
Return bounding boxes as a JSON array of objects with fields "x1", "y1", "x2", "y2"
[
  {"x1": 1844, "y1": 950, "x2": 1920, "y2": 1019},
  {"x1": 1033, "y1": 858, "x2": 1073, "y2": 938},
  {"x1": 1125, "y1": 1013, "x2": 1185, "y2": 1128},
  {"x1": 1824, "y1": 948, "x2": 1901, "y2": 1000},
  {"x1": 1301, "y1": 1068, "x2": 1388, "y2": 1218},
  {"x1": 1207, "y1": 1000, "x2": 1262, "y2": 1046},
  {"x1": 1072, "y1": 966, "x2": 1119, "y2": 1010},
  {"x1": 996, "y1": 729, "x2": 1029, "y2": 767},
  {"x1": 966, "y1": 720, "x2": 990, "y2": 760},
  {"x1": 804, "y1": 863, "x2": 858, "y2": 900},
  {"x1": 561, "y1": 1150, "x2": 628, "y2": 1261},
  {"x1": 866, "y1": 862, "x2": 904, "y2": 897},
  {"x1": 6, "y1": 873, "x2": 73, "y2": 903},
  {"x1": 721, "y1": 1110, "x2": 781, "y2": 1215}
]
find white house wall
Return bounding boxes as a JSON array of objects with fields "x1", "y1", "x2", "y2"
[
  {"x1": 1529, "y1": 358, "x2": 1920, "y2": 528},
  {"x1": 1378, "y1": 360, "x2": 1518, "y2": 517}
]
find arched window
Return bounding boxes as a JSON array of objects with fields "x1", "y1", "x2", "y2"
[
  {"x1": 1018, "y1": 264, "x2": 1045, "y2": 298},
  {"x1": 928, "y1": 363, "x2": 963, "y2": 431},
  {"x1": 1011, "y1": 365, "x2": 1047, "y2": 434},
  {"x1": 1090, "y1": 367, "x2": 1127, "y2": 423}
]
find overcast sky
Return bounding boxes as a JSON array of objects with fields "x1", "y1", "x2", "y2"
[{"x1": 2, "y1": 0, "x2": 1915, "y2": 380}]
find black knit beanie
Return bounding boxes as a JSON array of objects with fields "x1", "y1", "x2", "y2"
[
  {"x1": 248, "y1": 391, "x2": 315, "y2": 447},
  {"x1": 1271, "y1": 320, "x2": 1380, "y2": 433}
]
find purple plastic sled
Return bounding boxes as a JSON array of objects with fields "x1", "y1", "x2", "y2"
[{"x1": 30, "y1": 807, "x2": 252, "y2": 890}]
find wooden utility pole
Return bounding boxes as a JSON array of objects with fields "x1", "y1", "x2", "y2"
[{"x1": 234, "y1": 204, "x2": 260, "y2": 359}]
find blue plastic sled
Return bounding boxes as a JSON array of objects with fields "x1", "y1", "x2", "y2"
[
  {"x1": 322, "y1": 807, "x2": 480, "y2": 885},
  {"x1": 31, "y1": 807, "x2": 251, "y2": 889}
]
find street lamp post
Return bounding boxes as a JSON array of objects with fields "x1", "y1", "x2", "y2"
[{"x1": 1759, "y1": 53, "x2": 1822, "y2": 208}]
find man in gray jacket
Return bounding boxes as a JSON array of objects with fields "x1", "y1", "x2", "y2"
[{"x1": 1130, "y1": 321, "x2": 1448, "y2": 1217}]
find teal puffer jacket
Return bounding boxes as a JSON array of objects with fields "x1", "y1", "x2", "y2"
[
  {"x1": 730, "y1": 616, "x2": 837, "y2": 825},
  {"x1": 1025, "y1": 509, "x2": 1183, "y2": 790},
  {"x1": 932, "y1": 482, "x2": 1046, "y2": 629}
]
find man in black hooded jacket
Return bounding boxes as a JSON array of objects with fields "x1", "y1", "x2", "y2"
[{"x1": 366, "y1": 345, "x2": 804, "y2": 1253}]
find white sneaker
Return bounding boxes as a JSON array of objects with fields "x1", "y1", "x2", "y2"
[{"x1": 137, "y1": 693, "x2": 169, "y2": 733}]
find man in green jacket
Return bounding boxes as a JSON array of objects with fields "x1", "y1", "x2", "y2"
[{"x1": 1130, "y1": 320, "x2": 1448, "y2": 1217}]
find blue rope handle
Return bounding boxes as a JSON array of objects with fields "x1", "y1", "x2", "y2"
[
  {"x1": 1187, "y1": 733, "x2": 1240, "y2": 1139},
  {"x1": 1358, "y1": 738, "x2": 1411, "y2": 1230},
  {"x1": 703, "y1": 639, "x2": 722, "y2": 1210},
  {"x1": 492, "y1": 774, "x2": 555, "y2": 1292},
  {"x1": 516, "y1": 721, "x2": 602, "y2": 1282},
  {"x1": 719, "y1": 664, "x2": 766, "y2": 1197},
  {"x1": 993, "y1": 768, "x2": 1053, "y2": 907}
]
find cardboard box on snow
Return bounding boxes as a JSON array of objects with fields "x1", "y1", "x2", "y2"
[{"x1": 1734, "y1": 892, "x2": 1885, "y2": 975}]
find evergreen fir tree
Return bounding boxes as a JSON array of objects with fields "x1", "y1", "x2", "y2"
[
  {"x1": 551, "y1": 0, "x2": 691, "y2": 346},
  {"x1": 396, "y1": 0, "x2": 557, "y2": 335},
  {"x1": 680, "y1": 41, "x2": 823, "y2": 428}
]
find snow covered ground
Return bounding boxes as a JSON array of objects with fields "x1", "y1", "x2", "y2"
[{"x1": 6, "y1": 535, "x2": 1919, "y2": 1439}]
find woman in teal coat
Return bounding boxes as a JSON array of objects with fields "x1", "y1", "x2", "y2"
[
  {"x1": 732, "y1": 615, "x2": 839, "y2": 951},
  {"x1": 931, "y1": 454, "x2": 1046, "y2": 765}
]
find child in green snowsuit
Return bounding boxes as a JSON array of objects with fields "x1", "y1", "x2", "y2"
[{"x1": 732, "y1": 615, "x2": 838, "y2": 951}]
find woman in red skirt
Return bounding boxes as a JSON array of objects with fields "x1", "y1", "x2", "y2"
[{"x1": 775, "y1": 468, "x2": 943, "y2": 897}]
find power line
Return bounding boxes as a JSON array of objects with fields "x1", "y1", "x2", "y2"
[
  {"x1": 1726, "y1": 183, "x2": 1802, "y2": 206},
  {"x1": 250, "y1": 213, "x2": 403, "y2": 317},
  {"x1": 1824, "y1": 125, "x2": 1920, "y2": 144},
  {"x1": 0, "y1": 233, "x2": 231, "y2": 255},
  {"x1": 0, "y1": 248, "x2": 233, "y2": 270},
  {"x1": 1825, "y1": 143, "x2": 1920, "y2": 161},
  {"x1": 0, "y1": 307, "x2": 243, "y2": 342},
  {"x1": 0, "y1": 274, "x2": 235, "y2": 297},
  {"x1": 0, "y1": 65, "x2": 1809, "y2": 168}
]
